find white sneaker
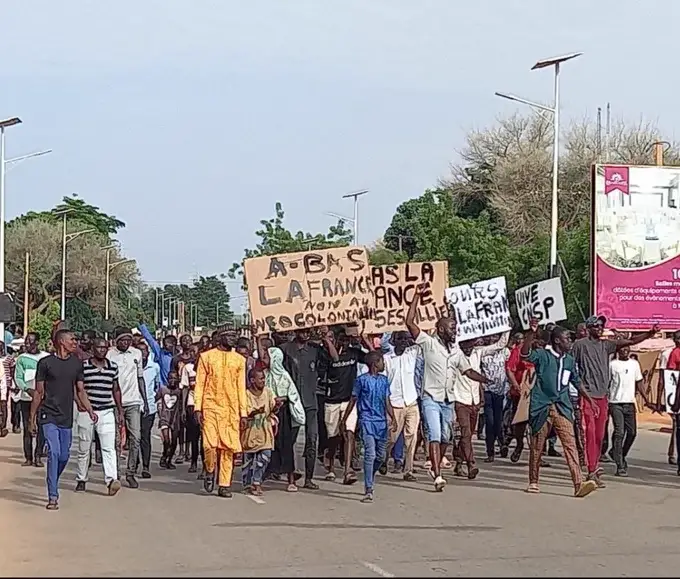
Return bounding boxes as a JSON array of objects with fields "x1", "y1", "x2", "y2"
[{"x1": 434, "y1": 475, "x2": 447, "y2": 492}]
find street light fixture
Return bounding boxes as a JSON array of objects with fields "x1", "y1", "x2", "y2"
[
  {"x1": 495, "y1": 52, "x2": 582, "y2": 277},
  {"x1": 341, "y1": 189, "x2": 368, "y2": 244},
  {"x1": 101, "y1": 243, "x2": 134, "y2": 336},
  {"x1": 6, "y1": 149, "x2": 53, "y2": 172},
  {"x1": 56, "y1": 208, "x2": 95, "y2": 319}
]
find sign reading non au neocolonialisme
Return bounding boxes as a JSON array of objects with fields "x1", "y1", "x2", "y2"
[{"x1": 244, "y1": 246, "x2": 374, "y2": 334}]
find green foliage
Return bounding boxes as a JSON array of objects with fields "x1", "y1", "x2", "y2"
[
  {"x1": 6, "y1": 196, "x2": 139, "y2": 334},
  {"x1": 368, "y1": 245, "x2": 408, "y2": 266},
  {"x1": 229, "y1": 202, "x2": 354, "y2": 287},
  {"x1": 158, "y1": 275, "x2": 232, "y2": 330},
  {"x1": 29, "y1": 301, "x2": 60, "y2": 348},
  {"x1": 8, "y1": 194, "x2": 125, "y2": 236},
  {"x1": 383, "y1": 189, "x2": 518, "y2": 287}
]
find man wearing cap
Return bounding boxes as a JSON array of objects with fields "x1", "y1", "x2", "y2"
[
  {"x1": 107, "y1": 327, "x2": 147, "y2": 489},
  {"x1": 572, "y1": 315, "x2": 657, "y2": 486}
]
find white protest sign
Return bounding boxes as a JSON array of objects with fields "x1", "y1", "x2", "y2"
[
  {"x1": 664, "y1": 370, "x2": 680, "y2": 409},
  {"x1": 515, "y1": 277, "x2": 567, "y2": 330},
  {"x1": 445, "y1": 276, "x2": 512, "y2": 340}
]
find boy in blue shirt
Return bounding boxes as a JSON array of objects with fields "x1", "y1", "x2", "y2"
[{"x1": 342, "y1": 351, "x2": 396, "y2": 503}]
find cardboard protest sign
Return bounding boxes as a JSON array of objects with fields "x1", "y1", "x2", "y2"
[
  {"x1": 364, "y1": 261, "x2": 449, "y2": 333},
  {"x1": 663, "y1": 370, "x2": 679, "y2": 409},
  {"x1": 445, "y1": 276, "x2": 512, "y2": 340},
  {"x1": 515, "y1": 277, "x2": 567, "y2": 330},
  {"x1": 244, "y1": 246, "x2": 373, "y2": 334},
  {"x1": 512, "y1": 370, "x2": 535, "y2": 425}
]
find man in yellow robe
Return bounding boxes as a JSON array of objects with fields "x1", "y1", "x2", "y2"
[{"x1": 194, "y1": 329, "x2": 247, "y2": 497}]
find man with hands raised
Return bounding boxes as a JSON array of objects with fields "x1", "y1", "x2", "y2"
[{"x1": 406, "y1": 282, "x2": 488, "y2": 492}]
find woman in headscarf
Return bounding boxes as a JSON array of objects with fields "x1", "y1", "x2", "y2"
[{"x1": 257, "y1": 334, "x2": 305, "y2": 492}]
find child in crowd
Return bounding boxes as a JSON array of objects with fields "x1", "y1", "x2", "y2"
[
  {"x1": 241, "y1": 368, "x2": 278, "y2": 496},
  {"x1": 157, "y1": 370, "x2": 182, "y2": 470},
  {"x1": 342, "y1": 350, "x2": 395, "y2": 503}
]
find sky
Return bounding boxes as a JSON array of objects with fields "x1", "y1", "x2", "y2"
[{"x1": 2, "y1": 0, "x2": 679, "y2": 311}]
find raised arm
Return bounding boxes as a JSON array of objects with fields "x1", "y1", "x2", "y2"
[
  {"x1": 475, "y1": 331, "x2": 510, "y2": 357},
  {"x1": 138, "y1": 324, "x2": 162, "y2": 362},
  {"x1": 256, "y1": 336, "x2": 271, "y2": 369},
  {"x1": 406, "y1": 283, "x2": 428, "y2": 340},
  {"x1": 611, "y1": 325, "x2": 659, "y2": 349},
  {"x1": 322, "y1": 331, "x2": 339, "y2": 361}
]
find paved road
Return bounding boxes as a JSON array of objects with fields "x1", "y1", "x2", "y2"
[{"x1": 2, "y1": 428, "x2": 680, "y2": 577}]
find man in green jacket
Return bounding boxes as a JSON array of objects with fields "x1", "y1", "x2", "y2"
[
  {"x1": 15, "y1": 332, "x2": 49, "y2": 466},
  {"x1": 520, "y1": 319, "x2": 597, "y2": 499}
]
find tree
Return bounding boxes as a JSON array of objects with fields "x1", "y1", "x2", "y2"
[
  {"x1": 442, "y1": 113, "x2": 680, "y2": 245},
  {"x1": 229, "y1": 202, "x2": 353, "y2": 286},
  {"x1": 8, "y1": 193, "x2": 125, "y2": 236},
  {"x1": 379, "y1": 113, "x2": 676, "y2": 328},
  {"x1": 5, "y1": 216, "x2": 139, "y2": 334},
  {"x1": 382, "y1": 189, "x2": 518, "y2": 287},
  {"x1": 157, "y1": 275, "x2": 232, "y2": 330}
]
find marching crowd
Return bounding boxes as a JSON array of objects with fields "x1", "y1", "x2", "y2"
[{"x1": 0, "y1": 284, "x2": 672, "y2": 509}]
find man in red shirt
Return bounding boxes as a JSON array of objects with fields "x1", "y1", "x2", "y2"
[{"x1": 505, "y1": 333, "x2": 534, "y2": 463}]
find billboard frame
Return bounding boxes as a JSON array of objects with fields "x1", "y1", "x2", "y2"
[{"x1": 591, "y1": 162, "x2": 680, "y2": 331}]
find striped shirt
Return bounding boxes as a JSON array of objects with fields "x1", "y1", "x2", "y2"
[{"x1": 83, "y1": 359, "x2": 119, "y2": 411}]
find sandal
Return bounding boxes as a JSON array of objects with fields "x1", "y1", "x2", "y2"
[
  {"x1": 343, "y1": 471, "x2": 358, "y2": 485},
  {"x1": 525, "y1": 483, "x2": 540, "y2": 494},
  {"x1": 286, "y1": 483, "x2": 298, "y2": 493},
  {"x1": 46, "y1": 501, "x2": 59, "y2": 510}
]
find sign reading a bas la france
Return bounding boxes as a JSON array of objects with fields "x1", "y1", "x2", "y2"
[
  {"x1": 445, "y1": 276, "x2": 512, "y2": 340},
  {"x1": 364, "y1": 261, "x2": 449, "y2": 333},
  {"x1": 244, "y1": 246, "x2": 373, "y2": 334},
  {"x1": 514, "y1": 277, "x2": 567, "y2": 330}
]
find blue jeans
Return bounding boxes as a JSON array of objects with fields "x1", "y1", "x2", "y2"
[
  {"x1": 421, "y1": 395, "x2": 453, "y2": 443},
  {"x1": 242, "y1": 450, "x2": 272, "y2": 487},
  {"x1": 362, "y1": 432, "x2": 387, "y2": 493},
  {"x1": 391, "y1": 431, "x2": 405, "y2": 462},
  {"x1": 42, "y1": 423, "x2": 72, "y2": 501},
  {"x1": 483, "y1": 391, "x2": 504, "y2": 457}
]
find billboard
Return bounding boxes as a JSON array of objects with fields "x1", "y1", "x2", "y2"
[{"x1": 592, "y1": 164, "x2": 680, "y2": 330}]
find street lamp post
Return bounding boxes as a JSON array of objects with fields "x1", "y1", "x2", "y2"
[
  {"x1": 59, "y1": 209, "x2": 95, "y2": 320},
  {"x1": 495, "y1": 52, "x2": 582, "y2": 277},
  {"x1": 0, "y1": 117, "x2": 22, "y2": 340},
  {"x1": 341, "y1": 189, "x2": 368, "y2": 244},
  {"x1": 102, "y1": 244, "x2": 134, "y2": 337}
]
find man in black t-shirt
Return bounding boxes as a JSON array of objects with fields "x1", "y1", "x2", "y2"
[
  {"x1": 30, "y1": 329, "x2": 97, "y2": 510},
  {"x1": 321, "y1": 328, "x2": 366, "y2": 485},
  {"x1": 280, "y1": 327, "x2": 337, "y2": 490}
]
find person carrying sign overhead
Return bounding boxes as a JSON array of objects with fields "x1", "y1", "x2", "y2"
[{"x1": 406, "y1": 283, "x2": 489, "y2": 492}]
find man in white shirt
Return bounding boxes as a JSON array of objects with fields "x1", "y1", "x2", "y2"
[
  {"x1": 406, "y1": 283, "x2": 488, "y2": 491},
  {"x1": 609, "y1": 346, "x2": 648, "y2": 477},
  {"x1": 107, "y1": 327, "x2": 146, "y2": 489},
  {"x1": 383, "y1": 331, "x2": 421, "y2": 482},
  {"x1": 456, "y1": 331, "x2": 510, "y2": 477}
]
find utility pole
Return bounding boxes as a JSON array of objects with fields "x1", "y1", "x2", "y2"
[{"x1": 23, "y1": 251, "x2": 29, "y2": 336}]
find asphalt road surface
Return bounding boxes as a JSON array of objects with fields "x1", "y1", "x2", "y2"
[{"x1": 2, "y1": 427, "x2": 680, "y2": 577}]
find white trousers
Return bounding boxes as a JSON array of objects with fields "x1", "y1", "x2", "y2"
[{"x1": 75, "y1": 408, "x2": 118, "y2": 485}]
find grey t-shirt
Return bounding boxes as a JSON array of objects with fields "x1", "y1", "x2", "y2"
[{"x1": 571, "y1": 337, "x2": 617, "y2": 398}]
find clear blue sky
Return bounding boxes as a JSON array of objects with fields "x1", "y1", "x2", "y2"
[{"x1": 2, "y1": 0, "x2": 678, "y2": 311}]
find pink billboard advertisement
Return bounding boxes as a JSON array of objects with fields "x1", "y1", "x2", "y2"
[{"x1": 593, "y1": 164, "x2": 680, "y2": 330}]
